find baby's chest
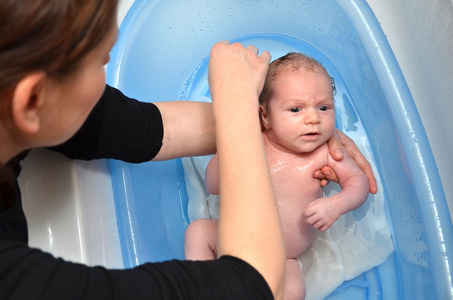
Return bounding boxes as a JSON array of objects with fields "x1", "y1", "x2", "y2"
[{"x1": 269, "y1": 157, "x2": 325, "y2": 202}]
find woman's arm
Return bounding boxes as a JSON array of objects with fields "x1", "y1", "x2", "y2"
[
  {"x1": 152, "y1": 101, "x2": 216, "y2": 161},
  {"x1": 208, "y1": 41, "x2": 286, "y2": 299}
]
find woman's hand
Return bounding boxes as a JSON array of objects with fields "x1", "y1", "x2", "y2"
[
  {"x1": 314, "y1": 129, "x2": 378, "y2": 194},
  {"x1": 208, "y1": 41, "x2": 271, "y2": 107}
]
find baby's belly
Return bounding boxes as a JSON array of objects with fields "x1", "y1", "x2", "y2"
[
  {"x1": 279, "y1": 204, "x2": 318, "y2": 259},
  {"x1": 282, "y1": 213, "x2": 318, "y2": 258},
  {"x1": 269, "y1": 151, "x2": 326, "y2": 259}
]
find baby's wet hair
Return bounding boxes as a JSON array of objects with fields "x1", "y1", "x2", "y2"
[
  {"x1": 331, "y1": 77, "x2": 337, "y2": 96},
  {"x1": 259, "y1": 52, "x2": 336, "y2": 105}
]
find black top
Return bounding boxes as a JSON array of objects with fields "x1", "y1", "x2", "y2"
[{"x1": 0, "y1": 85, "x2": 273, "y2": 300}]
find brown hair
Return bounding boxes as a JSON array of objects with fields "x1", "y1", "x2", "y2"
[
  {"x1": 0, "y1": 0, "x2": 118, "y2": 89},
  {"x1": 259, "y1": 52, "x2": 335, "y2": 107},
  {"x1": 0, "y1": 0, "x2": 118, "y2": 210}
]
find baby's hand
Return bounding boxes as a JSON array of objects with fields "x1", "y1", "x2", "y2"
[{"x1": 303, "y1": 198, "x2": 341, "y2": 232}]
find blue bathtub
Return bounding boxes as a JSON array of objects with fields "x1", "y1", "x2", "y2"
[{"x1": 106, "y1": 0, "x2": 453, "y2": 299}]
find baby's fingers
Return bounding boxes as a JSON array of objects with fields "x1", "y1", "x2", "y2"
[
  {"x1": 317, "y1": 224, "x2": 330, "y2": 232},
  {"x1": 307, "y1": 215, "x2": 331, "y2": 232},
  {"x1": 303, "y1": 205, "x2": 316, "y2": 219},
  {"x1": 304, "y1": 208, "x2": 320, "y2": 225},
  {"x1": 307, "y1": 217, "x2": 328, "y2": 232}
]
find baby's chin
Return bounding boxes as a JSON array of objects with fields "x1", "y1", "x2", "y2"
[
  {"x1": 297, "y1": 137, "x2": 329, "y2": 152},
  {"x1": 285, "y1": 142, "x2": 324, "y2": 154}
]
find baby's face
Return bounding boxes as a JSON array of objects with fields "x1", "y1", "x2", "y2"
[{"x1": 260, "y1": 69, "x2": 335, "y2": 154}]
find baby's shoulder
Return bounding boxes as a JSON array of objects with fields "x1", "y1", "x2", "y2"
[{"x1": 292, "y1": 144, "x2": 329, "y2": 170}]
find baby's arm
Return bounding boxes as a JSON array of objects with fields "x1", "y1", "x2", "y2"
[
  {"x1": 205, "y1": 153, "x2": 220, "y2": 195},
  {"x1": 304, "y1": 150, "x2": 369, "y2": 232}
]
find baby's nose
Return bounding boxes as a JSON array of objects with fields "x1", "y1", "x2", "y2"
[{"x1": 304, "y1": 109, "x2": 321, "y2": 124}]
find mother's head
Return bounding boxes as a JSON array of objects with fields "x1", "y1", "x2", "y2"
[{"x1": 0, "y1": 0, "x2": 118, "y2": 162}]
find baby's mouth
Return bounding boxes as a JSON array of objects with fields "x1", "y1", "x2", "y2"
[{"x1": 301, "y1": 131, "x2": 320, "y2": 140}]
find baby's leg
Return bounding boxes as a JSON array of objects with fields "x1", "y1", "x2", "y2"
[
  {"x1": 284, "y1": 258, "x2": 305, "y2": 300},
  {"x1": 184, "y1": 218, "x2": 219, "y2": 260}
]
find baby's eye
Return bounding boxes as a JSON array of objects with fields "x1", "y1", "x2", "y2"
[
  {"x1": 290, "y1": 107, "x2": 301, "y2": 113},
  {"x1": 319, "y1": 106, "x2": 329, "y2": 111}
]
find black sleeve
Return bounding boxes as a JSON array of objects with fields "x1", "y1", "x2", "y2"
[
  {"x1": 49, "y1": 85, "x2": 164, "y2": 163},
  {"x1": 0, "y1": 240, "x2": 273, "y2": 300}
]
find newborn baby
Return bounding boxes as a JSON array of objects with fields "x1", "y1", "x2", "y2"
[{"x1": 185, "y1": 52, "x2": 369, "y2": 299}]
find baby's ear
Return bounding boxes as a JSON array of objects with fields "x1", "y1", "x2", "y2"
[{"x1": 259, "y1": 105, "x2": 270, "y2": 130}]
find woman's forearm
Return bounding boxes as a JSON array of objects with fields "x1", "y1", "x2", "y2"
[
  {"x1": 153, "y1": 101, "x2": 216, "y2": 161},
  {"x1": 209, "y1": 41, "x2": 286, "y2": 299}
]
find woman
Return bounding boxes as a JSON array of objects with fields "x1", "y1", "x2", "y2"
[{"x1": 0, "y1": 1, "x2": 376, "y2": 299}]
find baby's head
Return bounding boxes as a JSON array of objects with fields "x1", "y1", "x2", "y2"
[
  {"x1": 259, "y1": 52, "x2": 335, "y2": 107},
  {"x1": 259, "y1": 53, "x2": 336, "y2": 153}
]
